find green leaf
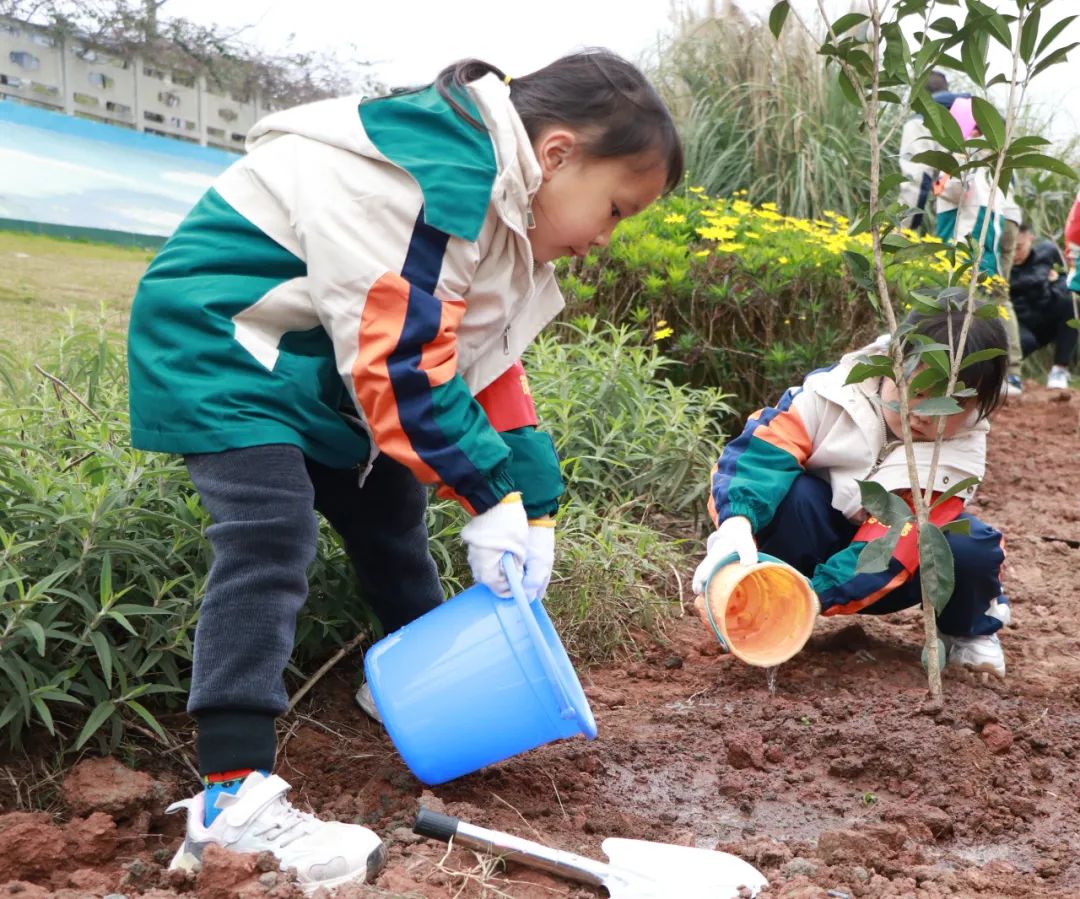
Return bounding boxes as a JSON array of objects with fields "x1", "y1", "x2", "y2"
[
  {"x1": 856, "y1": 527, "x2": 904, "y2": 574},
  {"x1": 124, "y1": 700, "x2": 168, "y2": 742},
  {"x1": 878, "y1": 172, "x2": 909, "y2": 196},
  {"x1": 1032, "y1": 42, "x2": 1080, "y2": 78},
  {"x1": 831, "y1": 12, "x2": 868, "y2": 34},
  {"x1": 22, "y1": 620, "x2": 46, "y2": 656},
  {"x1": 977, "y1": 6, "x2": 1013, "y2": 49},
  {"x1": 769, "y1": 1, "x2": 791, "y2": 39},
  {"x1": 909, "y1": 366, "x2": 947, "y2": 393},
  {"x1": 910, "y1": 395, "x2": 963, "y2": 416},
  {"x1": 99, "y1": 552, "x2": 113, "y2": 610},
  {"x1": 932, "y1": 476, "x2": 981, "y2": 505},
  {"x1": 846, "y1": 361, "x2": 894, "y2": 385},
  {"x1": 910, "y1": 150, "x2": 961, "y2": 177},
  {"x1": 857, "y1": 481, "x2": 914, "y2": 527},
  {"x1": 89, "y1": 630, "x2": 112, "y2": 688},
  {"x1": 959, "y1": 347, "x2": 1006, "y2": 366},
  {"x1": 919, "y1": 523, "x2": 955, "y2": 614},
  {"x1": 940, "y1": 518, "x2": 973, "y2": 536},
  {"x1": 842, "y1": 250, "x2": 874, "y2": 288},
  {"x1": 30, "y1": 695, "x2": 55, "y2": 735},
  {"x1": 75, "y1": 701, "x2": 116, "y2": 750},
  {"x1": 1007, "y1": 153, "x2": 1077, "y2": 179},
  {"x1": 1036, "y1": 15, "x2": 1077, "y2": 57},
  {"x1": 961, "y1": 31, "x2": 988, "y2": 87},
  {"x1": 971, "y1": 97, "x2": 1005, "y2": 150},
  {"x1": 1020, "y1": 6, "x2": 1041, "y2": 62}
]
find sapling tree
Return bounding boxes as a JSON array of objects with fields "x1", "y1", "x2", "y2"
[{"x1": 768, "y1": 0, "x2": 1076, "y2": 694}]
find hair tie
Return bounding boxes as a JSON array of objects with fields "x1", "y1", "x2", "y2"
[{"x1": 503, "y1": 74, "x2": 512, "y2": 85}]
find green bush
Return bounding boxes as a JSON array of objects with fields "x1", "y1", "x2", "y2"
[
  {"x1": 560, "y1": 188, "x2": 986, "y2": 416},
  {"x1": 0, "y1": 319, "x2": 728, "y2": 748}
]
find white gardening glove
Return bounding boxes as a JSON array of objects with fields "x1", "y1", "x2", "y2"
[
  {"x1": 691, "y1": 515, "x2": 757, "y2": 595},
  {"x1": 460, "y1": 492, "x2": 529, "y2": 596},
  {"x1": 522, "y1": 518, "x2": 556, "y2": 599}
]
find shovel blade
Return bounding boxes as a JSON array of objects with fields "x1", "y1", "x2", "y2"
[{"x1": 600, "y1": 837, "x2": 768, "y2": 898}]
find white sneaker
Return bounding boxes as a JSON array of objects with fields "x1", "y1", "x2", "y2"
[
  {"x1": 166, "y1": 772, "x2": 386, "y2": 893},
  {"x1": 943, "y1": 633, "x2": 1006, "y2": 678},
  {"x1": 987, "y1": 596, "x2": 1012, "y2": 628},
  {"x1": 354, "y1": 681, "x2": 383, "y2": 724},
  {"x1": 1004, "y1": 374, "x2": 1023, "y2": 398},
  {"x1": 1046, "y1": 367, "x2": 1070, "y2": 390}
]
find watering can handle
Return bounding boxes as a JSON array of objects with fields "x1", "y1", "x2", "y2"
[{"x1": 501, "y1": 553, "x2": 577, "y2": 721}]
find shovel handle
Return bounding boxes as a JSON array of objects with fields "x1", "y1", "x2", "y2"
[{"x1": 414, "y1": 807, "x2": 609, "y2": 887}]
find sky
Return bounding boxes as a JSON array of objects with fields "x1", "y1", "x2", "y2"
[{"x1": 159, "y1": 0, "x2": 1080, "y2": 146}]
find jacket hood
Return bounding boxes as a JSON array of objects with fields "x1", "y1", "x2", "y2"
[{"x1": 245, "y1": 75, "x2": 541, "y2": 243}]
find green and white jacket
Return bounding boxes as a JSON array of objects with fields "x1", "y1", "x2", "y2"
[{"x1": 128, "y1": 75, "x2": 565, "y2": 517}]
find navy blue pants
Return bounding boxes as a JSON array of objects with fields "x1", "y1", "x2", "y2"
[
  {"x1": 184, "y1": 444, "x2": 444, "y2": 775},
  {"x1": 756, "y1": 474, "x2": 1005, "y2": 637},
  {"x1": 1017, "y1": 289, "x2": 1078, "y2": 367}
]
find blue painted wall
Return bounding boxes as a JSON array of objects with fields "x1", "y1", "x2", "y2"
[{"x1": 0, "y1": 99, "x2": 236, "y2": 238}]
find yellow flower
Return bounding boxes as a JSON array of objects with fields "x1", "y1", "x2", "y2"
[
  {"x1": 689, "y1": 185, "x2": 706, "y2": 194},
  {"x1": 744, "y1": 231, "x2": 761, "y2": 239},
  {"x1": 653, "y1": 326, "x2": 674, "y2": 340},
  {"x1": 663, "y1": 213, "x2": 686, "y2": 224},
  {"x1": 715, "y1": 242, "x2": 746, "y2": 252},
  {"x1": 998, "y1": 304, "x2": 1010, "y2": 321},
  {"x1": 694, "y1": 249, "x2": 711, "y2": 257},
  {"x1": 778, "y1": 256, "x2": 790, "y2": 264}
]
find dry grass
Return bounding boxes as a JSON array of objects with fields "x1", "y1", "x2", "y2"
[{"x1": 0, "y1": 230, "x2": 151, "y2": 352}]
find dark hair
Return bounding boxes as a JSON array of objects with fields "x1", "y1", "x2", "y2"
[
  {"x1": 927, "y1": 70, "x2": 949, "y2": 94},
  {"x1": 433, "y1": 50, "x2": 683, "y2": 193},
  {"x1": 905, "y1": 308, "x2": 1007, "y2": 421},
  {"x1": 1018, "y1": 222, "x2": 1032, "y2": 234}
]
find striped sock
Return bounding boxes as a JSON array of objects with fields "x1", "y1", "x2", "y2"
[{"x1": 202, "y1": 769, "x2": 260, "y2": 827}]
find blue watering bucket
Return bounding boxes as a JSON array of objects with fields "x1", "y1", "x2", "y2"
[{"x1": 364, "y1": 554, "x2": 597, "y2": 785}]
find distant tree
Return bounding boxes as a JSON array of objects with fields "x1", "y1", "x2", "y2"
[{"x1": 0, "y1": 0, "x2": 383, "y2": 108}]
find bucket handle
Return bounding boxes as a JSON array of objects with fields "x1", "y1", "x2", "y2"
[{"x1": 501, "y1": 553, "x2": 578, "y2": 722}]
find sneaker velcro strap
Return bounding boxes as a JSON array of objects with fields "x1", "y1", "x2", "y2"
[{"x1": 222, "y1": 774, "x2": 292, "y2": 829}]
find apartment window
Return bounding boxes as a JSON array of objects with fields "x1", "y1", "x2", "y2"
[
  {"x1": 158, "y1": 90, "x2": 180, "y2": 108},
  {"x1": 0, "y1": 73, "x2": 22, "y2": 88},
  {"x1": 29, "y1": 32, "x2": 56, "y2": 48},
  {"x1": 218, "y1": 107, "x2": 238, "y2": 122},
  {"x1": 87, "y1": 71, "x2": 114, "y2": 90},
  {"x1": 106, "y1": 100, "x2": 132, "y2": 116},
  {"x1": 9, "y1": 51, "x2": 39, "y2": 71},
  {"x1": 74, "y1": 92, "x2": 100, "y2": 106},
  {"x1": 172, "y1": 70, "x2": 195, "y2": 88},
  {"x1": 143, "y1": 65, "x2": 165, "y2": 80}
]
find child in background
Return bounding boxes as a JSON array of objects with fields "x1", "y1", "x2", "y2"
[
  {"x1": 692, "y1": 309, "x2": 1011, "y2": 678},
  {"x1": 128, "y1": 50, "x2": 682, "y2": 890}
]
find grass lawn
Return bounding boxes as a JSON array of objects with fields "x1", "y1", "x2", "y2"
[{"x1": 0, "y1": 230, "x2": 153, "y2": 353}]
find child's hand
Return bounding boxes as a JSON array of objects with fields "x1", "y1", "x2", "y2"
[
  {"x1": 460, "y1": 493, "x2": 530, "y2": 596},
  {"x1": 691, "y1": 516, "x2": 757, "y2": 594}
]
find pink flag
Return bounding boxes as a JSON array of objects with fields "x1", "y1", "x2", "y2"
[{"x1": 949, "y1": 96, "x2": 978, "y2": 139}]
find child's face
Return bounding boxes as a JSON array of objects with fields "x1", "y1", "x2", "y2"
[
  {"x1": 880, "y1": 376, "x2": 980, "y2": 441},
  {"x1": 527, "y1": 128, "x2": 668, "y2": 264}
]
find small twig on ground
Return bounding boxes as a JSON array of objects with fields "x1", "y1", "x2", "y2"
[
  {"x1": 669, "y1": 562, "x2": 685, "y2": 616},
  {"x1": 490, "y1": 791, "x2": 547, "y2": 842},
  {"x1": 547, "y1": 772, "x2": 569, "y2": 821},
  {"x1": 285, "y1": 629, "x2": 369, "y2": 716}
]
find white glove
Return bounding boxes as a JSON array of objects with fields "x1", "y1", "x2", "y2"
[
  {"x1": 691, "y1": 515, "x2": 757, "y2": 594},
  {"x1": 460, "y1": 492, "x2": 529, "y2": 596},
  {"x1": 522, "y1": 519, "x2": 556, "y2": 599}
]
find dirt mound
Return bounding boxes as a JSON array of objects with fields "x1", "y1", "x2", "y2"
[{"x1": 1, "y1": 384, "x2": 1078, "y2": 897}]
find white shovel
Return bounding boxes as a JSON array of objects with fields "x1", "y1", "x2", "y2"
[{"x1": 413, "y1": 807, "x2": 768, "y2": 898}]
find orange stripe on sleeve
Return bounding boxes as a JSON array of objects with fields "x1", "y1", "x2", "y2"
[
  {"x1": 822, "y1": 569, "x2": 912, "y2": 616},
  {"x1": 754, "y1": 406, "x2": 813, "y2": 465},
  {"x1": 353, "y1": 272, "x2": 440, "y2": 483},
  {"x1": 418, "y1": 298, "x2": 466, "y2": 388}
]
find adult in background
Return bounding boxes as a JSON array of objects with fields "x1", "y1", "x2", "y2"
[{"x1": 1009, "y1": 224, "x2": 1077, "y2": 389}]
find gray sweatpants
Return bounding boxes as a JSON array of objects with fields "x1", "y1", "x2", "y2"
[{"x1": 184, "y1": 444, "x2": 444, "y2": 774}]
